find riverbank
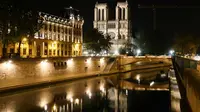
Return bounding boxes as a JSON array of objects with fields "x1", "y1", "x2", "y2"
[{"x1": 0, "y1": 63, "x2": 171, "y2": 94}]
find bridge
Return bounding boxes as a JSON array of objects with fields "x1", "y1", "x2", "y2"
[{"x1": 172, "y1": 56, "x2": 200, "y2": 112}]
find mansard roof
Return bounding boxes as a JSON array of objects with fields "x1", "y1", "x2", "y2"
[{"x1": 39, "y1": 12, "x2": 84, "y2": 26}]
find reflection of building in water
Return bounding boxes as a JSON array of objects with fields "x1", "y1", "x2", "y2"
[
  {"x1": 93, "y1": 1, "x2": 132, "y2": 54},
  {"x1": 108, "y1": 87, "x2": 127, "y2": 112},
  {"x1": 45, "y1": 93, "x2": 82, "y2": 112}
]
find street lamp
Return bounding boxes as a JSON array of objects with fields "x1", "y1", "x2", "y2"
[
  {"x1": 169, "y1": 50, "x2": 174, "y2": 55},
  {"x1": 150, "y1": 81, "x2": 155, "y2": 86},
  {"x1": 114, "y1": 50, "x2": 119, "y2": 55},
  {"x1": 136, "y1": 75, "x2": 140, "y2": 84},
  {"x1": 136, "y1": 49, "x2": 141, "y2": 56}
]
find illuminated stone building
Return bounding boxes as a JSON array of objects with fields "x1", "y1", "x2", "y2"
[
  {"x1": 93, "y1": 1, "x2": 132, "y2": 54},
  {"x1": 0, "y1": 9, "x2": 84, "y2": 58}
]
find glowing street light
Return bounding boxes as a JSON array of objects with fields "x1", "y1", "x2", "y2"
[
  {"x1": 75, "y1": 98, "x2": 79, "y2": 105},
  {"x1": 67, "y1": 58, "x2": 73, "y2": 65},
  {"x1": 100, "y1": 58, "x2": 104, "y2": 64},
  {"x1": 86, "y1": 89, "x2": 92, "y2": 99},
  {"x1": 150, "y1": 81, "x2": 155, "y2": 86},
  {"x1": 4, "y1": 60, "x2": 13, "y2": 68},
  {"x1": 66, "y1": 94, "x2": 73, "y2": 103},
  {"x1": 126, "y1": 89, "x2": 128, "y2": 95},
  {"x1": 169, "y1": 50, "x2": 175, "y2": 55},
  {"x1": 8, "y1": 60, "x2": 12, "y2": 63},
  {"x1": 41, "y1": 59, "x2": 48, "y2": 64},
  {"x1": 83, "y1": 51, "x2": 88, "y2": 56},
  {"x1": 194, "y1": 56, "x2": 200, "y2": 61},
  {"x1": 53, "y1": 104, "x2": 57, "y2": 111},
  {"x1": 137, "y1": 49, "x2": 141, "y2": 56},
  {"x1": 114, "y1": 50, "x2": 119, "y2": 55},
  {"x1": 44, "y1": 105, "x2": 48, "y2": 111},
  {"x1": 22, "y1": 38, "x2": 27, "y2": 42},
  {"x1": 86, "y1": 58, "x2": 92, "y2": 64},
  {"x1": 136, "y1": 75, "x2": 140, "y2": 84},
  {"x1": 100, "y1": 85, "x2": 105, "y2": 93}
]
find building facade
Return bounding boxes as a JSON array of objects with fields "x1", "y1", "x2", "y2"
[
  {"x1": 0, "y1": 11, "x2": 84, "y2": 58},
  {"x1": 93, "y1": 1, "x2": 132, "y2": 54}
]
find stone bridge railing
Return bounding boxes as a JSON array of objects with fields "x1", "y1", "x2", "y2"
[{"x1": 173, "y1": 56, "x2": 200, "y2": 112}]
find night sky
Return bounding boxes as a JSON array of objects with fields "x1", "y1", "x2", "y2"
[{"x1": 14, "y1": 0, "x2": 200, "y2": 54}]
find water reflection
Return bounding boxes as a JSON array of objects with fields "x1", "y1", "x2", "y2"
[{"x1": 0, "y1": 70, "x2": 170, "y2": 112}]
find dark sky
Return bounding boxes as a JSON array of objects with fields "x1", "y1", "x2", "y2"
[
  {"x1": 15, "y1": 0, "x2": 200, "y2": 54},
  {"x1": 21, "y1": 0, "x2": 200, "y2": 31}
]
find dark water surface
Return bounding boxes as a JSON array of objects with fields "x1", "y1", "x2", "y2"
[{"x1": 0, "y1": 72, "x2": 169, "y2": 112}]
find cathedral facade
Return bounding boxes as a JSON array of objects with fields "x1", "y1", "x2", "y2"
[{"x1": 93, "y1": 1, "x2": 132, "y2": 54}]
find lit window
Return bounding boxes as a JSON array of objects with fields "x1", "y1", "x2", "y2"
[
  {"x1": 23, "y1": 48, "x2": 26, "y2": 55},
  {"x1": 61, "y1": 27, "x2": 64, "y2": 33},
  {"x1": 49, "y1": 24, "x2": 52, "y2": 31},
  {"x1": 38, "y1": 32, "x2": 42, "y2": 38},
  {"x1": 65, "y1": 45, "x2": 67, "y2": 50},
  {"x1": 65, "y1": 35, "x2": 68, "y2": 42},
  {"x1": 53, "y1": 33, "x2": 56, "y2": 40},
  {"x1": 61, "y1": 51, "x2": 64, "y2": 56},
  {"x1": 58, "y1": 27, "x2": 60, "y2": 33},
  {"x1": 44, "y1": 32, "x2": 48, "y2": 39},
  {"x1": 58, "y1": 34, "x2": 60, "y2": 40},
  {"x1": 44, "y1": 24, "x2": 48, "y2": 30},
  {"x1": 65, "y1": 28, "x2": 68, "y2": 34},
  {"x1": 44, "y1": 50, "x2": 47, "y2": 55},
  {"x1": 49, "y1": 33, "x2": 52, "y2": 40},
  {"x1": 57, "y1": 50, "x2": 60, "y2": 56},
  {"x1": 65, "y1": 51, "x2": 67, "y2": 55},
  {"x1": 53, "y1": 50, "x2": 56, "y2": 55},
  {"x1": 54, "y1": 26, "x2": 56, "y2": 32},
  {"x1": 57, "y1": 44, "x2": 60, "y2": 48},
  {"x1": 44, "y1": 42, "x2": 48, "y2": 47},
  {"x1": 49, "y1": 49, "x2": 52, "y2": 55},
  {"x1": 29, "y1": 49, "x2": 32, "y2": 55}
]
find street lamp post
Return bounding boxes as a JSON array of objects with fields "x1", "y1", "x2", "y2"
[
  {"x1": 136, "y1": 49, "x2": 141, "y2": 56},
  {"x1": 136, "y1": 75, "x2": 140, "y2": 84},
  {"x1": 169, "y1": 50, "x2": 175, "y2": 56}
]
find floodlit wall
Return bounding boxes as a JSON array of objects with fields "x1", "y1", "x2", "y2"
[
  {"x1": 0, "y1": 57, "x2": 108, "y2": 80},
  {"x1": 184, "y1": 69, "x2": 200, "y2": 112}
]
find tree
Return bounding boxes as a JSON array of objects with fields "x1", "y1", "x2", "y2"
[
  {"x1": 173, "y1": 34, "x2": 200, "y2": 56},
  {"x1": 84, "y1": 29, "x2": 112, "y2": 54},
  {"x1": 119, "y1": 39, "x2": 137, "y2": 56},
  {"x1": 0, "y1": 0, "x2": 42, "y2": 58}
]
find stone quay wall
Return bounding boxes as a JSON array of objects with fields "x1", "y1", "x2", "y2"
[
  {"x1": 0, "y1": 57, "x2": 109, "y2": 80},
  {"x1": 0, "y1": 56, "x2": 172, "y2": 81},
  {"x1": 183, "y1": 69, "x2": 200, "y2": 112}
]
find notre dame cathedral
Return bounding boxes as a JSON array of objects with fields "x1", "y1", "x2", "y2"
[{"x1": 93, "y1": 1, "x2": 132, "y2": 54}]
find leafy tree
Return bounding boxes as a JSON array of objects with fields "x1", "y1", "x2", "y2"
[
  {"x1": 84, "y1": 29, "x2": 112, "y2": 54},
  {"x1": 119, "y1": 39, "x2": 137, "y2": 56},
  {"x1": 173, "y1": 34, "x2": 200, "y2": 56},
  {"x1": 119, "y1": 47, "x2": 126, "y2": 55},
  {"x1": 0, "y1": 0, "x2": 42, "y2": 57}
]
